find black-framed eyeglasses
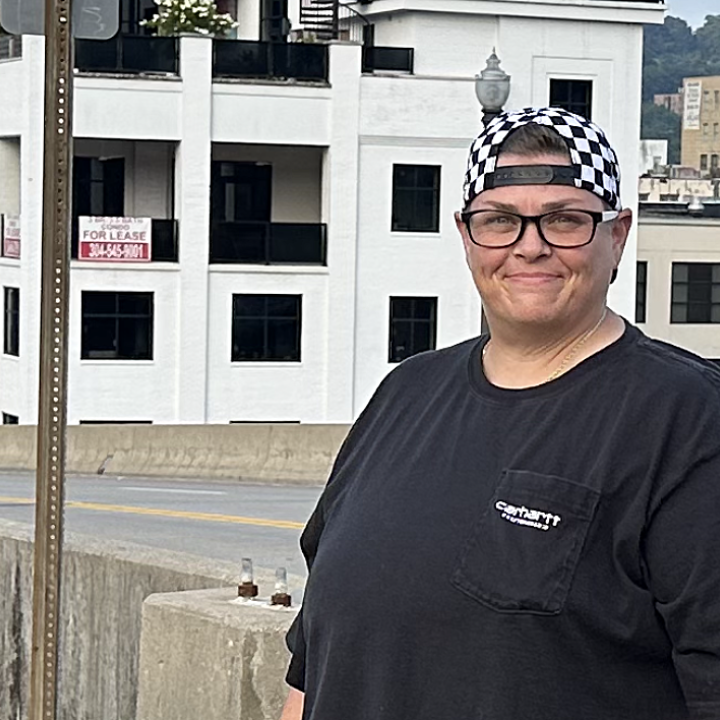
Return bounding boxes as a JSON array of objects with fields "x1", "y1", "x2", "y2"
[{"x1": 460, "y1": 209, "x2": 619, "y2": 249}]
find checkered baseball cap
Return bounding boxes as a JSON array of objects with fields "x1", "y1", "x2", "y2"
[{"x1": 463, "y1": 107, "x2": 622, "y2": 211}]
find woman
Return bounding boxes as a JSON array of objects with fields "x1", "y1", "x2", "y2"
[{"x1": 280, "y1": 108, "x2": 720, "y2": 720}]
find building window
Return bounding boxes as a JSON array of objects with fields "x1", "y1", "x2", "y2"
[
  {"x1": 712, "y1": 155, "x2": 719, "y2": 171},
  {"x1": 81, "y1": 292, "x2": 153, "y2": 360},
  {"x1": 701, "y1": 154, "x2": 709, "y2": 171},
  {"x1": 703, "y1": 124, "x2": 709, "y2": 136},
  {"x1": 636, "y1": 261, "x2": 647, "y2": 324},
  {"x1": 389, "y1": 297, "x2": 437, "y2": 363},
  {"x1": 232, "y1": 294, "x2": 302, "y2": 362},
  {"x1": 549, "y1": 79, "x2": 593, "y2": 120},
  {"x1": 72, "y1": 157, "x2": 125, "y2": 258},
  {"x1": 2, "y1": 412, "x2": 18, "y2": 424},
  {"x1": 391, "y1": 165, "x2": 441, "y2": 233},
  {"x1": 671, "y1": 264, "x2": 720, "y2": 323},
  {"x1": 4, "y1": 287, "x2": 19, "y2": 356}
]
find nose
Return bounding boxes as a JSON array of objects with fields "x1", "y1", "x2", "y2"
[{"x1": 512, "y1": 218, "x2": 552, "y2": 260}]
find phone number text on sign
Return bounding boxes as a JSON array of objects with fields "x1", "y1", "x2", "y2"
[
  {"x1": 78, "y1": 216, "x2": 152, "y2": 263},
  {"x1": 81, "y1": 242, "x2": 150, "y2": 261}
]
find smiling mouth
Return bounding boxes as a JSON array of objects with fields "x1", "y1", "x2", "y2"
[{"x1": 506, "y1": 274, "x2": 562, "y2": 283}]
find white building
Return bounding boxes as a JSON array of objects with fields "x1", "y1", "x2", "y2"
[
  {"x1": 637, "y1": 201, "x2": 720, "y2": 360},
  {"x1": 639, "y1": 139, "x2": 668, "y2": 176},
  {"x1": 0, "y1": 0, "x2": 665, "y2": 425}
]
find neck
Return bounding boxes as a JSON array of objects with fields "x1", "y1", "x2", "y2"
[{"x1": 483, "y1": 308, "x2": 622, "y2": 389}]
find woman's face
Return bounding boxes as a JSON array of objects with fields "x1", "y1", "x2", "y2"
[{"x1": 455, "y1": 153, "x2": 633, "y2": 333}]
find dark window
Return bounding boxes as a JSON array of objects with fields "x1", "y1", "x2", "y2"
[
  {"x1": 120, "y1": 0, "x2": 158, "y2": 34},
  {"x1": 636, "y1": 261, "x2": 647, "y2": 324},
  {"x1": 713, "y1": 155, "x2": 719, "y2": 170},
  {"x1": 549, "y1": 79, "x2": 593, "y2": 120},
  {"x1": 4, "y1": 287, "x2": 19, "y2": 356},
  {"x1": 389, "y1": 296, "x2": 437, "y2": 363},
  {"x1": 81, "y1": 291, "x2": 153, "y2": 359},
  {"x1": 73, "y1": 157, "x2": 124, "y2": 217},
  {"x1": 701, "y1": 154, "x2": 709, "y2": 171},
  {"x1": 211, "y1": 162, "x2": 271, "y2": 223},
  {"x1": 391, "y1": 165, "x2": 441, "y2": 233},
  {"x1": 671, "y1": 263, "x2": 720, "y2": 323},
  {"x1": 232, "y1": 294, "x2": 302, "y2": 361},
  {"x1": 260, "y1": 0, "x2": 289, "y2": 41},
  {"x1": 72, "y1": 157, "x2": 125, "y2": 257},
  {"x1": 2, "y1": 412, "x2": 19, "y2": 424}
]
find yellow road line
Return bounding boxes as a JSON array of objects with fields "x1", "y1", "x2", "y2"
[{"x1": 0, "y1": 496, "x2": 305, "y2": 530}]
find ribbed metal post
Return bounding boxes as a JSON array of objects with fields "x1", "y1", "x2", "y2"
[{"x1": 28, "y1": 0, "x2": 73, "y2": 716}]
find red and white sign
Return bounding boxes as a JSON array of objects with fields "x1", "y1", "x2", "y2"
[
  {"x1": 2, "y1": 215, "x2": 20, "y2": 259},
  {"x1": 78, "y1": 216, "x2": 152, "y2": 263}
]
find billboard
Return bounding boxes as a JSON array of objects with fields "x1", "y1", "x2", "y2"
[
  {"x1": 2, "y1": 215, "x2": 20, "y2": 258},
  {"x1": 78, "y1": 216, "x2": 152, "y2": 262},
  {"x1": 683, "y1": 80, "x2": 702, "y2": 130}
]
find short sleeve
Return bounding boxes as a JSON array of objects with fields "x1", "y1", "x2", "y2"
[{"x1": 643, "y1": 452, "x2": 720, "y2": 719}]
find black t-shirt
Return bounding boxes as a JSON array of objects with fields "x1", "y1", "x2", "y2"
[{"x1": 286, "y1": 323, "x2": 720, "y2": 720}]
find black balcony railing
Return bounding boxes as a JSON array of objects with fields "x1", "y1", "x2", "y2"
[
  {"x1": 0, "y1": 35, "x2": 22, "y2": 61},
  {"x1": 213, "y1": 40, "x2": 329, "y2": 82},
  {"x1": 362, "y1": 46, "x2": 414, "y2": 74},
  {"x1": 72, "y1": 218, "x2": 179, "y2": 262},
  {"x1": 75, "y1": 35, "x2": 179, "y2": 74},
  {"x1": 210, "y1": 221, "x2": 327, "y2": 265}
]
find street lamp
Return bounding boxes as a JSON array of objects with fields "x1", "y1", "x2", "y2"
[
  {"x1": 475, "y1": 49, "x2": 511, "y2": 125},
  {"x1": 475, "y1": 50, "x2": 511, "y2": 335}
]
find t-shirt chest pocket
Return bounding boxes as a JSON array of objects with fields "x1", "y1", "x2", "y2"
[{"x1": 451, "y1": 469, "x2": 601, "y2": 615}]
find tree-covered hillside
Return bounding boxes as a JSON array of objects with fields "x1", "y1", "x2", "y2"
[{"x1": 641, "y1": 15, "x2": 720, "y2": 164}]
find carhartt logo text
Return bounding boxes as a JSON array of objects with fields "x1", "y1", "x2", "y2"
[{"x1": 495, "y1": 500, "x2": 562, "y2": 532}]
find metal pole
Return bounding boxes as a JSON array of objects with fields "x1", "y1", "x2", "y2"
[{"x1": 28, "y1": 0, "x2": 73, "y2": 714}]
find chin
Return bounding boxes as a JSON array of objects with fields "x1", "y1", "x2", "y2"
[{"x1": 495, "y1": 302, "x2": 564, "y2": 327}]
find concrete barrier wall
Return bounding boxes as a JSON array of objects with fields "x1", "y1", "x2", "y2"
[
  {"x1": 0, "y1": 424, "x2": 350, "y2": 484},
  {"x1": 0, "y1": 519, "x2": 303, "y2": 720},
  {"x1": 137, "y1": 588, "x2": 297, "y2": 720}
]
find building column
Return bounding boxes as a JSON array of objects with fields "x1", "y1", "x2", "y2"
[
  {"x1": 174, "y1": 35, "x2": 213, "y2": 422},
  {"x1": 323, "y1": 42, "x2": 362, "y2": 423},
  {"x1": 19, "y1": 36, "x2": 47, "y2": 424}
]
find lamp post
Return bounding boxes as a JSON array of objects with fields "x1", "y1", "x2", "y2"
[
  {"x1": 475, "y1": 49, "x2": 511, "y2": 126},
  {"x1": 475, "y1": 50, "x2": 511, "y2": 335}
]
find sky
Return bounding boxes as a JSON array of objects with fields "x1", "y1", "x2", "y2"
[{"x1": 666, "y1": 0, "x2": 718, "y2": 28}]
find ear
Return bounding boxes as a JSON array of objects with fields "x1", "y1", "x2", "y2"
[
  {"x1": 455, "y1": 211, "x2": 473, "y2": 264},
  {"x1": 610, "y1": 208, "x2": 633, "y2": 267}
]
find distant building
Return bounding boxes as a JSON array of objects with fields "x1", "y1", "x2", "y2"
[
  {"x1": 681, "y1": 75, "x2": 720, "y2": 177},
  {"x1": 638, "y1": 176, "x2": 720, "y2": 203},
  {"x1": 639, "y1": 139, "x2": 668, "y2": 175},
  {"x1": 637, "y1": 201, "x2": 720, "y2": 361},
  {"x1": 654, "y1": 91, "x2": 683, "y2": 116}
]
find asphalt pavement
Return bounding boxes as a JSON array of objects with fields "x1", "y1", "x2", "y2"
[{"x1": 0, "y1": 471, "x2": 323, "y2": 579}]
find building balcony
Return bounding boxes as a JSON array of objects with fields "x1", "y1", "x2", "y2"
[
  {"x1": 212, "y1": 40, "x2": 329, "y2": 83},
  {"x1": 75, "y1": 35, "x2": 179, "y2": 75},
  {"x1": 362, "y1": 46, "x2": 414, "y2": 74},
  {"x1": 71, "y1": 218, "x2": 179, "y2": 262},
  {"x1": 209, "y1": 221, "x2": 327, "y2": 265}
]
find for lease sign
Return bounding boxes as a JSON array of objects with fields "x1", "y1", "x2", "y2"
[
  {"x1": 2, "y1": 215, "x2": 20, "y2": 259},
  {"x1": 78, "y1": 216, "x2": 152, "y2": 262}
]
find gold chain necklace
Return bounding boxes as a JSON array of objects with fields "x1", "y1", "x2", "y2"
[{"x1": 482, "y1": 308, "x2": 608, "y2": 385}]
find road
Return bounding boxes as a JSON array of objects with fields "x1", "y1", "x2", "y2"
[{"x1": 0, "y1": 471, "x2": 323, "y2": 580}]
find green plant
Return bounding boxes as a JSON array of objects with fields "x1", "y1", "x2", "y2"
[{"x1": 141, "y1": 0, "x2": 237, "y2": 37}]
